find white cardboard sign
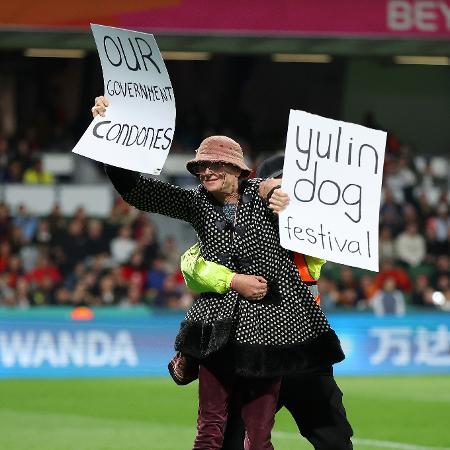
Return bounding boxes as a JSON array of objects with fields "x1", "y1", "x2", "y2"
[
  {"x1": 279, "y1": 110, "x2": 386, "y2": 272},
  {"x1": 72, "y1": 24, "x2": 175, "y2": 175}
]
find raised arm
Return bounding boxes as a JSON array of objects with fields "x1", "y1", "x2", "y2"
[
  {"x1": 105, "y1": 165, "x2": 196, "y2": 223},
  {"x1": 92, "y1": 96, "x2": 197, "y2": 223}
]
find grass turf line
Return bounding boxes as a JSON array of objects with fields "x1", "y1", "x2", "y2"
[{"x1": 0, "y1": 376, "x2": 449, "y2": 450}]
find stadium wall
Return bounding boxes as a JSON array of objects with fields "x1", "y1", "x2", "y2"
[
  {"x1": 343, "y1": 59, "x2": 450, "y2": 154},
  {"x1": 1, "y1": 308, "x2": 449, "y2": 378}
]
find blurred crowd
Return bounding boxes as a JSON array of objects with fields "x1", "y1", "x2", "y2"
[
  {"x1": 0, "y1": 132, "x2": 199, "y2": 185},
  {"x1": 0, "y1": 125, "x2": 449, "y2": 314},
  {"x1": 0, "y1": 137, "x2": 56, "y2": 184},
  {"x1": 319, "y1": 135, "x2": 450, "y2": 314},
  {"x1": 0, "y1": 199, "x2": 193, "y2": 310}
]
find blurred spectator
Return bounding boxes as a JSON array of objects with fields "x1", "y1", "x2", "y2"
[
  {"x1": 432, "y1": 255, "x2": 450, "y2": 287},
  {"x1": 73, "y1": 207, "x2": 88, "y2": 225},
  {"x1": 162, "y1": 236, "x2": 182, "y2": 274},
  {"x1": 0, "y1": 273, "x2": 16, "y2": 307},
  {"x1": 57, "y1": 219, "x2": 88, "y2": 269},
  {"x1": 23, "y1": 158, "x2": 55, "y2": 184},
  {"x1": 47, "y1": 204, "x2": 67, "y2": 237},
  {"x1": 110, "y1": 266, "x2": 128, "y2": 299},
  {"x1": 107, "y1": 198, "x2": 137, "y2": 228},
  {"x1": 34, "y1": 220, "x2": 53, "y2": 248},
  {"x1": 411, "y1": 274, "x2": 433, "y2": 307},
  {"x1": 418, "y1": 161, "x2": 438, "y2": 191},
  {"x1": 436, "y1": 273, "x2": 450, "y2": 295},
  {"x1": 19, "y1": 239, "x2": 39, "y2": 272},
  {"x1": 136, "y1": 223, "x2": 159, "y2": 265},
  {"x1": 95, "y1": 274, "x2": 120, "y2": 305},
  {"x1": 54, "y1": 286, "x2": 72, "y2": 306},
  {"x1": 379, "y1": 226, "x2": 396, "y2": 262},
  {"x1": 5, "y1": 160, "x2": 24, "y2": 183},
  {"x1": 77, "y1": 272, "x2": 98, "y2": 306},
  {"x1": 121, "y1": 252, "x2": 147, "y2": 292},
  {"x1": 71, "y1": 281, "x2": 92, "y2": 307},
  {"x1": 394, "y1": 222, "x2": 426, "y2": 267},
  {"x1": 30, "y1": 275, "x2": 57, "y2": 306},
  {"x1": 161, "y1": 274, "x2": 183, "y2": 310},
  {"x1": 64, "y1": 262, "x2": 86, "y2": 291},
  {"x1": 425, "y1": 225, "x2": 449, "y2": 261},
  {"x1": 371, "y1": 277, "x2": 406, "y2": 317},
  {"x1": 427, "y1": 203, "x2": 450, "y2": 242},
  {"x1": 111, "y1": 226, "x2": 136, "y2": 264},
  {"x1": 26, "y1": 255, "x2": 61, "y2": 288},
  {"x1": 9, "y1": 224, "x2": 26, "y2": 253},
  {"x1": 89, "y1": 253, "x2": 111, "y2": 279},
  {"x1": 13, "y1": 139, "x2": 33, "y2": 170},
  {"x1": 13, "y1": 204, "x2": 38, "y2": 243},
  {"x1": 121, "y1": 280, "x2": 143, "y2": 307},
  {"x1": 317, "y1": 277, "x2": 338, "y2": 311},
  {"x1": 0, "y1": 241, "x2": 11, "y2": 272},
  {"x1": 15, "y1": 278, "x2": 31, "y2": 308},
  {"x1": 416, "y1": 191, "x2": 434, "y2": 220},
  {"x1": 402, "y1": 203, "x2": 420, "y2": 227},
  {"x1": 380, "y1": 189, "x2": 403, "y2": 236},
  {"x1": 0, "y1": 137, "x2": 9, "y2": 181},
  {"x1": 335, "y1": 267, "x2": 360, "y2": 308},
  {"x1": 386, "y1": 131, "x2": 401, "y2": 157},
  {"x1": 86, "y1": 219, "x2": 109, "y2": 257},
  {"x1": 374, "y1": 259, "x2": 412, "y2": 293},
  {"x1": 358, "y1": 274, "x2": 377, "y2": 303},
  {"x1": 147, "y1": 257, "x2": 168, "y2": 306},
  {"x1": 0, "y1": 203, "x2": 11, "y2": 239},
  {"x1": 385, "y1": 157, "x2": 417, "y2": 203},
  {"x1": 5, "y1": 254, "x2": 24, "y2": 289}
]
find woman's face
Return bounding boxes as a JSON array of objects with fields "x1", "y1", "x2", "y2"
[{"x1": 196, "y1": 162, "x2": 241, "y2": 194}]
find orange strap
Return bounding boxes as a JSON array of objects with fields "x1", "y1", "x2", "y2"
[
  {"x1": 293, "y1": 252, "x2": 316, "y2": 283},
  {"x1": 294, "y1": 252, "x2": 320, "y2": 304}
]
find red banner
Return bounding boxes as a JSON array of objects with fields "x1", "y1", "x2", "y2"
[{"x1": 2, "y1": 0, "x2": 450, "y2": 38}]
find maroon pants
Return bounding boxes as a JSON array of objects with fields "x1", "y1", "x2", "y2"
[{"x1": 193, "y1": 364, "x2": 281, "y2": 450}]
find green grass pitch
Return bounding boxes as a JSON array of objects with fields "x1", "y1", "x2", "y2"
[{"x1": 0, "y1": 376, "x2": 449, "y2": 450}]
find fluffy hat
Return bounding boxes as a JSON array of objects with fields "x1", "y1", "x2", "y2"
[{"x1": 186, "y1": 136, "x2": 251, "y2": 178}]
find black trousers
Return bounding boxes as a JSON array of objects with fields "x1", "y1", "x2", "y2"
[{"x1": 222, "y1": 366, "x2": 353, "y2": 450}]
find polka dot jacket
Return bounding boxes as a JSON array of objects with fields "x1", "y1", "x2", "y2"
[{"x1": 106, "y1": 166, "x2": 345, "y2": 377}]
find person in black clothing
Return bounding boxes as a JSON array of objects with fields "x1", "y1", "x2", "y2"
[{"x1": 218, "y1": 155, "x2": 353, "y2": 450}]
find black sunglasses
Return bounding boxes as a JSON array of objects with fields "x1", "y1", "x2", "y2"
[{"x1": 193, "y1": 161, "x2": 226, "y2": 175}]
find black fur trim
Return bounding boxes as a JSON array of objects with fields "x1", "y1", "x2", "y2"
[
  {"x1": 175, "y1": 321, "x2": 345, "y2": 378},
  {"x1": 175, "y1": 319, "x2": 234, "y2": 358},
  {"x1": 234, "y1": 330, "x2": 345, "y2": 378}
]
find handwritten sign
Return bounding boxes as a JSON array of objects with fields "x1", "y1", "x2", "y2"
[
  {"x1": 279, "y1": 110, "x2": 386, "y2": 272},
  {"x1": 72, "y1": 24, "x2": 175, "y2": 175}
]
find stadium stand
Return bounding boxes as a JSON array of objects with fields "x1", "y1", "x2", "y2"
[{"x1": 0, "y1": 124, "x2": 449, "y2": 312}]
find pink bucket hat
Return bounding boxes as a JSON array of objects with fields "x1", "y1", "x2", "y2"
[{"x1": 186, "y1": 136, "x2": 252, "y2": 178}]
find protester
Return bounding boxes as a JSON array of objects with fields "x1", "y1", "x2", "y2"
[
  {"x1": 92, "y1": 95, "x2": 345, "y2": 450},
  {"x1": 178, "y1": 154, "x2": 353, "y2": 450}
]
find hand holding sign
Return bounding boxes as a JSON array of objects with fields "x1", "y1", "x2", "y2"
[
  {"x1": 92, "y1": 96, "x2": 109, "y2": 117},
  {"x1": 72, "y1": 24, "x2": 175, "y2": 176},
  {"x1": 279, "y1": 110, "x2": 386, "y2": 272},
  {"x1": 259, "y1": 178, "x2": 290, "y2": 214}
]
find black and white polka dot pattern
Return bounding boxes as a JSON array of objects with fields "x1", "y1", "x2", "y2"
[{"x1": 123, "y1": 176, "x2": 332, "y2": 348}]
